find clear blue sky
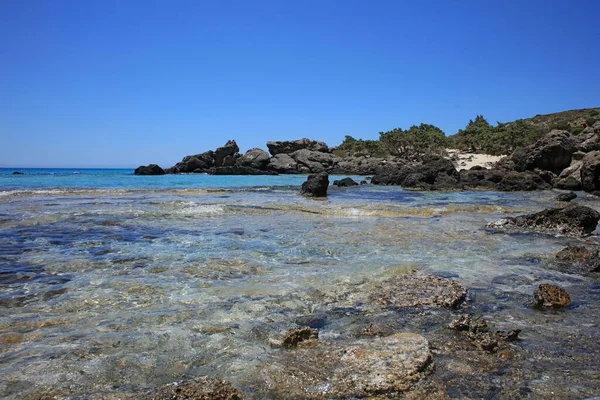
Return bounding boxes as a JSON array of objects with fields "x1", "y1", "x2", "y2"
[{"x1": 1, "y1": 0, "x2": 599, "y2": 168}]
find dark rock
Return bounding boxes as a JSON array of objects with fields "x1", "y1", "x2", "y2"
[
  {"x1": 333, "y1": 177, "x2": 358, "y2": 187},
  {"x1": 371, "y1": 164, "x2": 413, "y2": 185},
  {"x1": 580, "y1": 150, "x2": 600, "y2": 192},
  {"x1": 134, "y1": 164, "x2": 165, "y2": 175},
  {"x1": 135, "y1": 376, "x2": 243, "y2": 400},
  {"x1": 510, "y1": 130, "x2": 575, "y2": 174},
  {"x1": 281, "y1": 327, "x2": 318, "y2": 348},
  {"x1": 266, "y1": 138, "x2": 329, "y2": 156},
  {"x1": 449, "y1": 315, "x2": 521, "y2": 353},
  {"x1": 371, "y1": 156, "x2": 460, "y2": 190},
  {"x1": 214, "y1": 140, "x2": 239, "y2": 167},
  {"x1": 300, "y1": 173, "x2": 329, "y2": 197},
  {"x1": 267, "y1": 154, "x2": 298, "y2": 174},
  {"x1": 486, "y1": 204, "x2": 600, "y2": 236},
  {"x1": 555, "y1": 191, "x2": 577, "y2": 202},
  {"x1": 236, "y1": 148, "x2": 270, "y2": 170},
  {"x1": 212, "y1": 166, "x2": 278, "y2": 175},
  {"x1": 533, "y1": 284, "x2": 571, "y2": 308},
  {"x1": 12, "y1": 171, "x2": 24, "y2": 175},
  {"x1": 332, "y1": 156, "x2": 402, "y2": 175}
]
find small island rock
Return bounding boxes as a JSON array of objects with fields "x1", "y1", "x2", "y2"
[
  {"x1": 300, "y1": 173, "x2": 329, "y2": 197},
  {"x1": 134, "y1": 164, "x2": 165, "y2": 175}
]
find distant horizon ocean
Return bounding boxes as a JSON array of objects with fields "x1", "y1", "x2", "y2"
[{"x1": 1, "y1": 167, "x2": 599, "y2": 398}]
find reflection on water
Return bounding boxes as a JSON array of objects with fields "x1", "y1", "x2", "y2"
[{"x1": 0, "y1": 185, "x2": 599, "y2": 398}]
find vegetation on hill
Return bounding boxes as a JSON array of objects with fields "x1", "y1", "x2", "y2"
[{"x1": 335, "y1": 107, "x2": 600, "y2": 157}]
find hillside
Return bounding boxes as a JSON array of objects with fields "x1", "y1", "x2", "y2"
[{"x1": 524, "y1": 107, "x2": 600, "y2": 132}]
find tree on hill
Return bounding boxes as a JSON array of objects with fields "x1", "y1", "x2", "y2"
[{"x1": 379, "y1": 123, "x2": 446, "y2": 157}]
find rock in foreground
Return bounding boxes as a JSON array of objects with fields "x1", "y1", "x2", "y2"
[
  {"x1": 135, "y1": 376, "x2": 243, "y2": 400},
  {"x1": 261, "y1": 333, "x2": 432, "y2": 399},
  {"x1": 486, "y1": 205, "x2": 600, "y2": 236},
  {"x1": 300, "y1": 173, "x2": 329, "y2": 197},
  {"x1": 533, "y1": 284, "x2": 571, "y2": 308},
  {"x1": 134, "y1": 164, "x2": 165, "y2": 175}
]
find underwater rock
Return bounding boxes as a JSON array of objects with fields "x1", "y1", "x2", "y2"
[
  {"x1": 136, "y1": 376, "x2": 243, "y2": 400},
  {"x1": 260, "y1": 333, "x2": 432, "y2": 399},
  {"x1": 12, "y1": 171, "x2": 24, "y2": 175},
  {"x1": 555, "y1": 245, "x2": 600, "y2": 273},
  {"x1": 533, "y1": 284, "x2": 571, "y2": 308},
  {"x1": 281, "y1": 327, "x2": 319, "y2": 348},
  {"x1": 486, "y1": 204, "x2": 600, "y2": 236},
  {"x1": 372, "y1": 272, "x2": 468, "y2": 310},
  {"x1": 448, "y1": 314, "x2": 521, "y2": 353},
  {"x1": 300, "y1": 172, "x2": 329, "y2": 197},
  {"x1": 332, "y1": 177, "x2": 358, "y2": 187},
  {"x1": 555, "y1": 191, "x2": 577, "y2": 202},
  {"x1": 134, "y1": 164, "x2": 165, "y2": 175}
]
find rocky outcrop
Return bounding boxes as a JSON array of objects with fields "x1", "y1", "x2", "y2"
[
  {"x1": 236, "y1": 148, "x2": 270, "y2": 170},
  {"x1": 333, "y1": 177, "x2": 358, "y2": 187},
  {"x1": 290, "y1": 149, "x2": 335, "y2": 173},
  {"x1": 510, "y1": 130, "x2": 575, "y2": 174},
  {"x1": 267, "y1": 154, "x2": 298, "y2": 173},
  {"x1": 169, "y1": 151, "x2": 215, "y2": 173},
  {"x1": 372, "y1": 156, "x2": 461, "y2": 190},
  {"x1": 214, "y1": 140, "x2": 240, "y2": 167},
  {"x1": 533, "y1": 284, "x2": 571, "y2": 308},
  {"x1": 266, "y1": 138, "x2": 329, "y2": 156},
  {"x1": 331, "y1": 156, "x2": 402, "y2": 175},
  {"x1": 486, "y1": 204, "x2": 600, "y2": 236},
  {"x1": 212, "y1": 166, "x2": 277, "y2": 175},
  {"x1": 460, "y1": 169, "x2": 550, "y2": 191},
  {"x1": 134, "y1": 164, "x2": 165, "y2": 175},
  {"x1": 300, "y1": 173, "x2": 329, "y2": 197}
]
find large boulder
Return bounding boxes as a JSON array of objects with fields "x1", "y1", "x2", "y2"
[
  {"x1": 267, "y1": 138, "x2": 329, "y2": 156},
  {"x1": 291, "y1": 149, "x2": 335, "y2": 173},
  {"x1": 300, "y1": 172, "x2": 329, "y2": 197},
  {"x1": 333, "y1": 177, "x2": 359, "y2": 187},
  {"x1": 580, "y1": 150, "x2": 600, "y2": 192},
  {"x1": 510, "y1": 130, "x2": 575, "y2": 174},
  {"x1": 555, "y1": 159, "x2": 583, "y2": 190},
  {"x1": 236, "y1": 148, "x2": 270, "y2": 170},
  {"x1": 212, "y1": 166, "x2": 277, "y2": 175},
  {"x1": 134, "y1": 164, "x2": 165, "y2": 175},
  {"x1": 371, "y1": 156, "x2": 460, "y2": 190},
  {"x1": 267, "y1": 153, "x2": 298, "y2": 173},
  {"x1": 214, "y1": 140, "x2": 240, "y2": 167},
  {"x1": 486, "y1": 204, "x2": 600, "y2": 236},
  {"x1": 533, "y1": 284, "x2": 571, "y2": 308}
]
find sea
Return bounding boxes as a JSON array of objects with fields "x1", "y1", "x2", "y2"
[{"x1": 1, "y1": 168, "x2": 599, "y2": 398}]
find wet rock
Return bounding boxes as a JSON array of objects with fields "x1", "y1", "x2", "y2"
[
  {"x1": 134, "y1": 164, "x2": 165, "y2": 175},
  {"x1": 460, "y1": 169, "x2": 550, "y2": 191},
  {"x1": 260, "y1": 333, "x2": 432, "y2": 399},
  {"x1": 332, "y1": 177, "x2": 358, "y2": 187},
  {"x1": 486, "y1": 204, "x2": 600, "y2": 236},
  {"x1": 556, "y1": 245, "x2": 597, "y2": 262},
  {"x1": 510, "y1": 130, "x2": 575, "y2": 174},
  {"x1": 214, "y1": 140, "x2": 240, "y2": 167},
  {"x1": 300, "y1": 173, "x2": 329, "y2": 197},
  {"x1": 555, "y1": 191, "x2": 577, "y2": 202},
  {"x1": 135, "y1": 376, "x2": 243, "y2": 400},
  {"x1": 12, "y1": 171, "x2": 24, "y2": 175},
  {"x1": 281, "y1": 327, "x2": 319, "y2": 348},
  {"x1": 580, "y1": 150, "x2": 600, "y2": 192},
  {"x1": 235, "y1": 148, "x2": 270, "y2": 170},
  {"x1": 448, "y1": 315, "x2": 521, "y2": 353},
  {"x1": 372, "y1": 271, "x2": 468, "y2": 310},
  {"x1": 533, "y1": 284, "x2": 571, "y2": 308},
  {"x1": 267, "y1": 138, "x2": 329, "y2": 156}
]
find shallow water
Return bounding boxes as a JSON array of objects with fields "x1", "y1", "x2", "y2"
[{"x1": 1, "y1": 171, "x2": 599, "y2": 398}]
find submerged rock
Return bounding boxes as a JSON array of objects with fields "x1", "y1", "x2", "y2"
[
  {"x1": 486, "y1": 204, "x2": 600, "y2": 236},
  {"x1": 136, "y1": 376, "x2": 243, "y2": 400},
  {"x1": 12, "y1": 171, "x2": 24, "y2": 175},
  {"x1": 300, "y1": 173, "x2": 329, "y2": 197},
  {"x1": 533, "y1": 284, "x2": 571, "y2": 308},
  {"x1": 134, "y1": 164, "x2": 165, "y2": 175},
  {"x1": 448, "y1": 314, "x2": 521, "y2": 353},
  {"x1": 281, "y1": 327, "x2": 319, "y2": 348},
  {"x1": 260, "y1": 333, "x2": 432, "y2": 399}
]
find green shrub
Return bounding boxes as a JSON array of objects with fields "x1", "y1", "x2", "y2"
[
  {"x1": 550, "y1": 121, "x2": 571, "y2": 131},
  {"x1": 332, "y1": 149, "x2": 348, "y2": 158},
  {"x1": 571, "y1": 126, "x2": 585, "y2": 135},
  {"x1": 586, "y1": 118, "x2": 597, "y2": 126},
  {"x1": 589, "y1": 110, "x2": 599, "y2": 116}
]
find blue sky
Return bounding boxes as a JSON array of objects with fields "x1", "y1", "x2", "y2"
[{"x1": 1, "y1": 0, "x2": 599, "y2": 168}]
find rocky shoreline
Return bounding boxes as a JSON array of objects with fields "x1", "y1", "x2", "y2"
[{"x1": 136, "y1": 121, "x2": 600, "y2": 194}]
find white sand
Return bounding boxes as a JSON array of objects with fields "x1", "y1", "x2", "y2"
[{"x1": 446, "y1": 149, "x2": 505, "y2": 170}]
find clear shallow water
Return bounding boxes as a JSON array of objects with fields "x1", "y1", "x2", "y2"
[{"x1": 1, "y1": 170, "x2": 599, "y2": 398}]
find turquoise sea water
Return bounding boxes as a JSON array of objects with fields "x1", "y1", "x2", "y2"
[{"x1": 1, "y1": 169, "x2": 599, "y2": 398}]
